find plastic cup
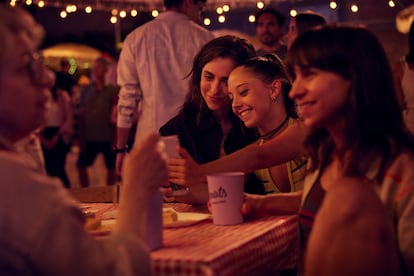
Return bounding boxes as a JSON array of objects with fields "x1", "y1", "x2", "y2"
[{"x1": 207, "y1": 172, "x2": 244, "y2": 225}]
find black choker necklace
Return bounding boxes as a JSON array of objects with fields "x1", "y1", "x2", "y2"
[{"x1": 260, "y1": 116, "x2": 289, "y2": 140}]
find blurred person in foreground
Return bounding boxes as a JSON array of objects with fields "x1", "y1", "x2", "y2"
[
  {"x1": 115, "y1": 0, "x2": 214, "y2": 174},
  {"x1": 168, "y1": 24, "x2": 414, "y2": 275},
  {"x1": 0, "y1": 4, "x2": 166, "y2": 275}
]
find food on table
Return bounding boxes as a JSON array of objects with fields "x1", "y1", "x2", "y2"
[{"x1": 163, "y1": 208, "x2": 178, "y2": 224}]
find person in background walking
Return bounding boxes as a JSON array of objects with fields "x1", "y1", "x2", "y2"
[
  {"x1": 77, "y1": 57, "x2": 118, "y2": 187},
  {"x1": 40, "y1": 73, "x2": 73, "y2": 188}
]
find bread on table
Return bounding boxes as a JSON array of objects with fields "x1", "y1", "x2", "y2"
[{"x1": 163, "y1": 208, "x2": 178, "y2": 224}]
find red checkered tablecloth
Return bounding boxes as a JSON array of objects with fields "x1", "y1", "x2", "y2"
[{"x1": 84, "y1": 203, "x2": 299, "y2": 275}]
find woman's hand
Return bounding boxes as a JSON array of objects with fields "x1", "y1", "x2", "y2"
[
  {"x1": 163, "y1": 183, "x2": 208, "y2": 205},
  {"x1": 241, "y1": 193, "x2": 266, "y2": 218},
  {"x1": 167, "y1": 147, "x2": 206, "y2": 187},
  {"x1": 122, "y1": 134, "x2": 168, "y2": 198},
  {"x1": 116, "y1": 134, "x2": 168, "y2": 238}
]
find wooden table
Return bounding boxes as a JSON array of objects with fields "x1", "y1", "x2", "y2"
[{"x1": 84, "y1": 203, "x2": 299, "y2": 276}]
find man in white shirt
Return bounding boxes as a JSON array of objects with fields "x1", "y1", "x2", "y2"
[{"x1": 116, "y1": 0, "x2": 214, "y2": 173}]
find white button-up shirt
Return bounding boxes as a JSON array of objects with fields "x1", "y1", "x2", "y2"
[{"x1": 117, "y1": 11, "x2": 214, "y2": 145}]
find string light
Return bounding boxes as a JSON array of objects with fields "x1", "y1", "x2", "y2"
[
  {"x1": 218, "y1": 15, "x2": 226, "y2": 23},
  {"x1": 151, "y1": 10, "x2": 159, "y2": 18},
  {"x1": 7, "y1": 0, "x2": 402, "y2": 24},
  {"x1": 256, "y1": 1, "x2": 264, "y2": 9},
  {"x1": 351, "y1": 4, "x2": 359, "y2": 13},
  {"x1": 204, "y1": 18, "x2": 211, "y2": 26}
]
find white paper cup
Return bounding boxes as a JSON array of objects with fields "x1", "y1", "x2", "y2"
[{"x1": 207, "y1": 172, "x2": 244, "y2": 225}]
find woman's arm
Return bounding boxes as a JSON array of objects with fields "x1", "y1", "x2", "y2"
[
  {"x1": 202, "y1": 121, "x2": 307, "y2": 174},
  {"x1": 167, "y1": 121, "x2": 308, "y2": 187},
  {"x1": 241, "y1": 191, "x2": 303, "y2": 217}
]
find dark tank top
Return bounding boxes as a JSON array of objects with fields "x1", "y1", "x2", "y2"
[{"x1": 298, "y1": 176, "x2": 326, "y2": 251}]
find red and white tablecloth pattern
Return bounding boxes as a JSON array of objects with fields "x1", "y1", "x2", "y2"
[{"x1": 84, "y1": 203, "x2": 299, "y2": 276}]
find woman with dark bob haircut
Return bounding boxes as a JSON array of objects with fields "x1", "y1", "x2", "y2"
[
  {"x1": 286, "y1": 24, "x2": 414, "y2": 275},
  {"x1": 167, "y1": 24, "x2": 414, "y2": 275}
]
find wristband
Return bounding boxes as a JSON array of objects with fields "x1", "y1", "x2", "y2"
[{"x1": 113, "y1": 145, "x2": 129, "y2": 154}]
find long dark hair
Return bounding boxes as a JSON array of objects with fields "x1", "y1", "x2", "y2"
[
  {"x1": 181, "y1": 35, "x2": 256, "y2": 125},
  {"x1": 286, "y1": 24, "x2": 414, "y2": 180},
  {"x1": 234, "y1": 53, "x2": 296, "y2": 118}
]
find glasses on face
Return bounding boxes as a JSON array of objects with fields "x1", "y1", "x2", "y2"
[{"x1": 24, "y1": 51, "x2": 55, "y2": 87}]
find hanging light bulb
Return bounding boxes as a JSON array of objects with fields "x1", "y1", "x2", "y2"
[
  {"x1": 204, "y1": 18, "x2": 211, "y2": 26},
  {"x1": 218, "y1": 15, "x2": 226, "y2": 23},
  {"x1": 60, "y1": 10, "x2": 67, "y2": 18},
  {"x1": 110, "y1": 16, "x2": 118, "y2": 24},
  {"x1": 351, "y1": 4, "x2": 359, "y2": 13}
]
